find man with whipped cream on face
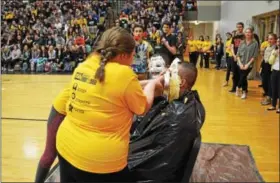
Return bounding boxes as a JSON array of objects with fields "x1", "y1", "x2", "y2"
[{"x1": 130, "y1": 60, "x2": 205, "y2": 182}]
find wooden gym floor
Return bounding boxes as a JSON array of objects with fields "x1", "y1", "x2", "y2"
[{"x1": 1, "y1": 68, "x2": 279, "y2": 182}]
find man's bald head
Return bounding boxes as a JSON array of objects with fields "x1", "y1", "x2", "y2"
[{"x1": 178, "y1": 62, "x2": 198, "y2": 92}]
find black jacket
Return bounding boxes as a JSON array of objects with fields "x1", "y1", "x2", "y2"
[{"x1": 129, "y1": 91, "x2": 205, "y2": 182}]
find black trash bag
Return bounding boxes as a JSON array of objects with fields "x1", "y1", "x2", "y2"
[{"x1": 128, "y1": 90, "x2": 205, "y2": 182}]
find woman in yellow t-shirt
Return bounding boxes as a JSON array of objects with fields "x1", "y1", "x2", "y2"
[
  {"x1": 42, "y1": 27, "x2": 162, "y2": 182},
  {"x1": 223, "y1": 32, "x2": 233, "y2": 86},
  {"x1": 188, "y1": 36, "x2": 198, "y2": 66},
  {"x1": 197, "y1": 35, "x2": 204, "y2": 68},
  {"x1": 201, "y1": 36, "x2": 212, "y2": 68}
]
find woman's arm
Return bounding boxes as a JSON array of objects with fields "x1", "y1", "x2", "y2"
[
  {"x1": 268, "y1": 49, "x2": 278, "y2": 65},
  {"x1": 246, "y1": 42, "x2": 259, "y2": 67},
  {"x1": 124, "y1": 75, "x2": 164, "y2": 116}
]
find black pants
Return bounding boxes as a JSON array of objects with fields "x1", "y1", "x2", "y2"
[
  {"x1": 215, "y1": 54, "x2": 222, "y2": 68},
  {"x1": 231, "y1": 60, "x2": 240, "y2": 91},
  {"x1": 203, "y1": 53, "x2": 210, "y2": 68},
  {"x1": 238, "y1": 67, "x2": 252, "y2": 92},
  {"x1": 1, "y1": 59, "x2": 11, "y2": 69},
  {"x1": 271, "y1": 70, "x2": 280, "y2": 108},
  {"x1": 198, "y1": 52, "x2": 204, "y2": 68},
  {"x1": 9, "y1": 58, "x2": 20, "y2": 69},
  {"x1": 190, "y1": 52, "x2": 198, "y2": 67},
  {"x1": 262, "y1": 62, "x2": 272, "y2": 97},
  {"x1": 225, "y1": 55, "x2": 233, "y2": 82},
  {"x1": 58, "y1": 153, "x2": 135, "y2": 182}
]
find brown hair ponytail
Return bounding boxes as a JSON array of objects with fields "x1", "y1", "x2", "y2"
[
  {"x1": 94, "y1": 27, "x2": 135, "y2": 83},
  {"x1": 95, "y1": 49, "x2": 116, "y2": 82}
]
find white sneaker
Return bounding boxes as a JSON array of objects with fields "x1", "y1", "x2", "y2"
[
  {"x1": 235, "y1": 88, "x2": 240, "y2": 96},
  {"x1": 241, "y1": 92, "x2": 247, "y2": 99}
]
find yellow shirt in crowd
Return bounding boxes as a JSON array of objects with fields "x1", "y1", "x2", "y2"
[
  {"x1": 188, "y1": 40, "x2": 198, "y2": 53},
  {"x1": 196, "y1": 40, "x2": 204, "y2": 51},
  {"x1": 55, "y1": 54, "x2": 147, "y2": 173},
  {"x1": 225, "y1": 38, "x2": 233, "y2": 57},
  {"x1": 202, "y1": 41, "x2": 212, "y2": 52},
  {"x1": 4, "y1": 12, "x2": 14, "y2": 20},
  {"x1": 261, "y1": 41, "x2": 269, "y2": 51}
]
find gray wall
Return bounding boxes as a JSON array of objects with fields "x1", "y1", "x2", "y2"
[
  {"x1": 197, "y1": 6, "x2": 221, "y2": 21},
  {"x1": 197, "y1": 1, "x2": 221, "y2": 21},
  {"x1": 219, "y1": 1, "x2": 279, "y2": 38},
  {"x1": 183, "y1": 11, "x2": 198, "y2": 21}
]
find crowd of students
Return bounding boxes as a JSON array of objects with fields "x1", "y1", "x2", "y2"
[
  {"x1": 221, "y1": 22, "x2": 279, "y2": 113},
  {"x1": 1, "y1": 0, "x2": 279, "y2": 112},
  {"x1": 1, "y1": 0, "x2": 109, "y2": 73}
]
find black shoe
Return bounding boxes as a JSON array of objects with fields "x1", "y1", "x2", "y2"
[
  {"x1": 258, "y1": 84, "x2": 263, "y2": 87},
  {"x1": 229, "y1": 89, "x2": 236, "y2": 93}
]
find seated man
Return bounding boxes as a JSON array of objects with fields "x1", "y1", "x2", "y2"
[{"x1": 129, "y1": 62, "x2": 205, "y2": 182}]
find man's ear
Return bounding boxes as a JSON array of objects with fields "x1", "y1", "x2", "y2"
[{"x1": 180, "y1": 78, "x2": 187, "y2": 88}]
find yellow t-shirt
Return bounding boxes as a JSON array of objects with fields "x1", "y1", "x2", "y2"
[
  {"x1": 188, "y1": 40, "x2": 198, "y2": 53},
  {"x1": 261, "y1": 41, "x2": 269, "y2": 51},
  {"x1": 196, "y1": 40, "x2": 204, "y2": 51},
  {"x1": 225, "y1": 38, "x2": 233, "y2": 57},
  {"x1": 77, "y1": 18, "x2": 87, "y2": 27},
  {"x1": 55, "y1": 54, "x2": 147, "y2": 173},
  {"x1": 202, "y1": 41, "x2": 212, "y2": 52}
]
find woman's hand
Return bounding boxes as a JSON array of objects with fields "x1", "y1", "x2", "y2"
[{"x1": 244, "y1": 64, "x2": 249, "y2": 70}]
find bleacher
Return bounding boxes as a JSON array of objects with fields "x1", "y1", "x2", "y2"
[{"x1": 1, "y1": 0, "x2": 110, "y2": 73}]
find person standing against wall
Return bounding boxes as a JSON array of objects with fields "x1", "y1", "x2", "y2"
[
  {"x1": 188, "y1": 35, "x2": 198, "y2": 67},
  {"x1": 223, "y1": 32, "x2": 233, "y2": 86},
  {"x1": 215, "y1": 37, "x2": 224, "y2": 70},
  {"x1": 260, "y1": 33, "x2": 277, "y2": 105},
  {"x1": 229, "y1": 23, "x2": 245, "y2": 93},
  {"x1": 202, "y1": 36, "x2": 212, "y2": 69},
  {"x1": 197, "y1": 35, "x2": 204, "y2": 68},
  {"x1": 268, "y1": 36, "x2": 280, "y2": 113},
  {"x1": 236, "y1": 27, "x2": 259, "y2": 99}
]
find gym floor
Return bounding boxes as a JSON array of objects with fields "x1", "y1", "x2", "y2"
[{"x1": 1, "y1": 68, "x2": 279, "y2": 182}]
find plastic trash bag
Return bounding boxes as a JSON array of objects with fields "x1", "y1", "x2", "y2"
[{"x1": 128, "y1": 91, "x2": 205, "y2": 182}]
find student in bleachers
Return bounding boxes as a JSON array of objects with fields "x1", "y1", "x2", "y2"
[
  {"x1": 10, "y1": 45, "x2": 21, "y2": 72},
  {"x1": 1, "y1": 0, "x2": 109, "y2": 74},
  {"x1": 1, "y1": 46, "x2": 12, "y2": 72},
  {"x1": 21, "y1": 45, "x2": 31, "y2": 69}
]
